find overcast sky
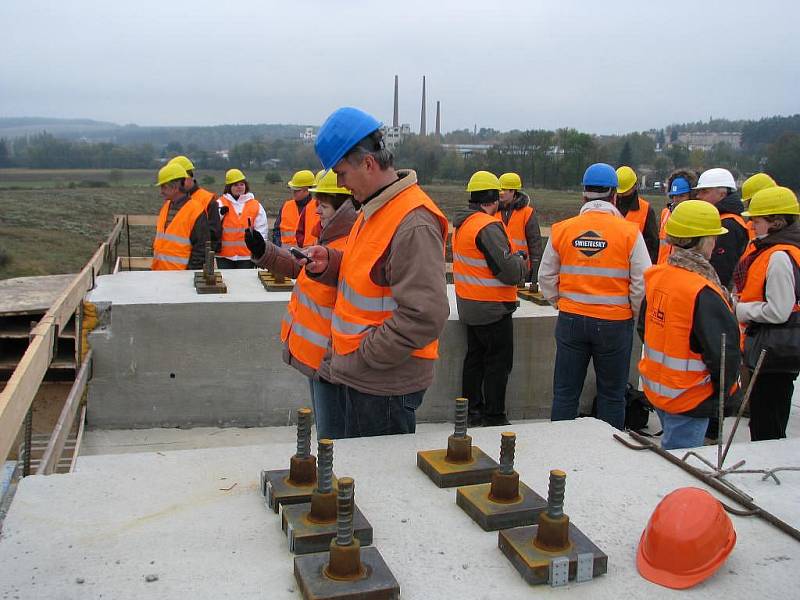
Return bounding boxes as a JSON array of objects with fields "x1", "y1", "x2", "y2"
[{"x1": 2, "y1": 0, "x2": 798, "y2": 134}]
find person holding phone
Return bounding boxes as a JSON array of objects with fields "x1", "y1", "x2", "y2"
[{"x1": 244, "y1": 170, "x2": 358, "y2": 439}]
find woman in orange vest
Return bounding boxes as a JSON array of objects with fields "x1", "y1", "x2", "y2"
[
  {"x1": 734, "y1": 187, "x2": 800, "y2": 441},
  {"x1": 151, "y1": 163, "x2": 214, "y2": 270},
  {"x1": 216, "y1": 169, "x2": 268, "y2": 269},
  {"x1": 638, "y1": 200, "x2": 741, "y2": 449},
  {"x1": 244, "y1": 170, "x2": 358, "y2": 438},
  {"x1": 454, "y1": 171, "x2": 527, "y2": 427},
  {"x1": 498, "y1": 172, "x2": 543, "y2": 283}
]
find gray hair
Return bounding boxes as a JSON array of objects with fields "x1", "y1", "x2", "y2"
[{"x1": 345, "y1": 130, "x2": 394, "y2": 170}]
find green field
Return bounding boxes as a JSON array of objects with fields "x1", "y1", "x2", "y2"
[{"x1": 0, "y1": 168, "x2": 585, "y2": 280}]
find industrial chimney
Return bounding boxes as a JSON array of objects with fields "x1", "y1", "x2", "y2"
[
  {"x1": 393, "y1": 75, "x2": 399, "y2": 128},
  {"x1": 435, "y1": 101, "x2": 441, "y2": 139},
  {"x1": 419, "y1": 76, "x2": 427, "y2": 136}
]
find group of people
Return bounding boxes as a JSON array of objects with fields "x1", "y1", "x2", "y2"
[{"x1": 150, "y1": 107, "x2": 798, "y2": 449}]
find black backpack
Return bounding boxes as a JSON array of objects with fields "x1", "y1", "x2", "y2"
[{"x1": 583, "y1": 384, "x2": 654, "y2": 433}]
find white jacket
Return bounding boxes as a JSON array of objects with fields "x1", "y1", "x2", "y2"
[
  {"x1": 218, "y1": 193, "x2": 269, "y2": 260},
  {"x1": 537, "y1": 200, "x2": 651, "y2": 320},
  {"x1": 736, "y1": 250, "x2": 797, "y2": 324}
]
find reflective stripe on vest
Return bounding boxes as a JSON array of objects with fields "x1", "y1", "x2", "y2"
[
  {"x1": 279, "y1": 199, "x2": 301, "y2": 246},
  {"x1": 219, "y1": 197, "x2": 262, "y2": 258},
  {"x1": 624, "y1": 197, "x2": 650, "y2": 233},
  {"x1": 280, "y1": 235, "x2": 348, "y2": 371},
  {"x1": 550, "y1": 211, "x2": 638, "y2": 320},
  {"x1": 638, "y1": 264, "x2": 730, "y2": 413},
  {"x1": 301, "y1": 199, "x2": 320, "y2": 247},
  {"x1": 453, "y1": 211, "x2": 518, "y2": 302},
  {"x1": 505, "y1": 205, "x2": 534, "y2": 255},
  {"x1": 151, "y1": 195, "x2": 208, "y2": 271},
  {"x1": 331, "y1": 184, "x2": 447, "y2": 360}
]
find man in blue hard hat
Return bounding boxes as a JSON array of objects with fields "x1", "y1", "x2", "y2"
[
  {"x1": 538, "y1": 163, "x2": 651, "y2": 429},
  {"x1": 657, "y1": 170, "x2": 697, "y2": 264},
  {"x1": 300, "y1": 107, "x2": 449, "y2": 438}
]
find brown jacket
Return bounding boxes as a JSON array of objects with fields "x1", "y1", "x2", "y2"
[
  {"x1": 253, "y1": 199, "x2": 359, "y2": 378},
  {"x1": 309, "y1": 170, "x2": 449, "y2": 395}
]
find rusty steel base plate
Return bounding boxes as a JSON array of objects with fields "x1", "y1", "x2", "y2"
[
  {"x1": 416, "y1": 447, "x2": 499, "y2": 488},
  {"x1": 282, "y1": 502, "x2": 373, "y2": 555},
  {"x1": 194, "y1": 272, "x2": 227, "y2": 294},
  {"x1": 294, "y1": 546, "x2": 400, "y2": 600},
  {"x1": 456, "y1": 481, "x2": 547, "y2": 531},
  {"x1": 517, "y1": 289, "x2": 548, "y2": 305},
  {"x1": 498, "y1": 522, "x2": 608, "y2": 586},
  {"x1": 258, "y1": 271, "x2": 294, "y2": 292},
  {"x1": 262, "y1": 468, "x2": 317, "y2": 514}
]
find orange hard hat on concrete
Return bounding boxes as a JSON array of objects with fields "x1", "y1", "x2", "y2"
[{"x1": 637, "y1": 487, "x2": 736, "y2": 589}]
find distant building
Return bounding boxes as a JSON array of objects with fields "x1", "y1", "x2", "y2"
[
  {"x1": 383, "y1": 124, "x2": 412, "y2": 150},
  {"x1": 442, "y1": 143, "x2": 494, "y2": 157},
  {"x1": 676, "y1": 131, "x2": 741, "y2": 151},
  {"x1": 301, "y1": 127, "x2": 316, "y2": 145}
]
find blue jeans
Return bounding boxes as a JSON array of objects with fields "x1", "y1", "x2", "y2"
[
  {"x1": 342, "y1": 386, "x2": 425, "y2": 438},
  {"x1": 551, "y1": 312, "x2": 633, "y2": 430},
  {"x1": 656, "y1": 409, "x2": 709, "y2": 450},
  {"x1": 309, "y1": 378, "x2": 347, "y2": 440}
]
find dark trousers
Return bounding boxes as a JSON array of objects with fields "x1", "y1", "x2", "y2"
[
  {"x1": 216, "y1": 257, "x2": 255, "y2": 269},
  {"x1": 342, "y1": 386, "x2": 424, "y2": 438},
  {"x1": 309, "y1": 377, "x2": 347, "y2": 440},
  {"x1": 551, "y1": 312, "x2": 633, "y2": 430},
  {"x1": 462, "y1": 313, "x2": 513, "y2": 424},
  {"x1": 749, "y1": 371, "x2": 797, "y2": 441}
]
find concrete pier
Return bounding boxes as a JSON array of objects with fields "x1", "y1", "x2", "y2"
[{"x1": 86, "y1": 270, "x2": 639, "y2": 429}]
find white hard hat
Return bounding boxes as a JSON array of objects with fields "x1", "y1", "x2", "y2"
[{"x1": 694, "y1": 168, "x2": 737, "y2": 191}]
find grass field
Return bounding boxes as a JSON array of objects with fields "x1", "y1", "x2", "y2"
[{"x1": 0, "y1": 168, "x2": 586, "y2": 280}]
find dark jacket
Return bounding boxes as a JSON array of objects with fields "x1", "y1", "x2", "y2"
[
  {"x1": 500, "y1": 191, "x2": 544, "y2": 282},
  {"x1": 710, "y1": 191, "x2": 749, "y2": 288},
  {"x1": 638, "y1": 287, "x2": 741, "y2": 418},
  {"x1": 618, "y1": 191, "x2": 660, "y2": 264},
  {"x1": 453, "y1": 206, "x2": 526, "y2": 326}
]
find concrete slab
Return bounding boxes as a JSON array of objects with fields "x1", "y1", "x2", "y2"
[
  {"x1": 1, "y1": 419, "x2": 798, "y2": 599},
  {"x1": 84, "y1": 270, "x2": 630, "y2": 429},
  {"x1": 0, "y1": 274, "x2": 74, "y2": 316}
]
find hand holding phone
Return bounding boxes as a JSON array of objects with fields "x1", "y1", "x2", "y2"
[{"x1": 289, "y1": 247, "x2": 311, "y2": 262}]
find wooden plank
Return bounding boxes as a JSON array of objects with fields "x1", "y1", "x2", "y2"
[
  {"x1": 45, "y1": 244, "x2": 106, "y2": 330},
  {"x1": 123, "y1": 214, "x2": 158, "y2": 227},
  {"x1": 0, "y1": 328, "x2": 55, "y2": 466},
  {"x1": 69, "y1": 404, "x2": 87, "y2": 473},
  {"x1": 117, "y1": 256, "x2": 153, "y2": 270},
  {"x1": 37, "y1": 350, "x2": 92, "y2": 475},
  {"x1": 104, "y1": 217, "x2": 125, "y2": 248}
]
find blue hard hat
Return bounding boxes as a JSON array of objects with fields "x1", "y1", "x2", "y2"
[
  {"x1": 314, "y1": 107, "x2": 382, "y2": 170},
  {"x1": 582, "y1": 163, "x2": 618, "y2": 188},
  {"x1": 669, "y1": 177, "x2": 691, "y2": 197}
]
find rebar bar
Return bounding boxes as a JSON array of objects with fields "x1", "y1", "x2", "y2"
[
  {"x1": 717, "y1": 333, "x2": 726, "y2": 469},
  {"x1": 296, "y1": 408, "x2": 312, "y2": 459},
  {"x1": 22, "y1": 408, "x2": 33, "y2": 477},
  {"x1": 546, "y1": 469, "x2": 567, "y2": 519},
  {"x1": 499, "y1": 432, "x2": 516, "y2": 475},
  {"x1": 317, "y1": 439, "x2": 334, "y2": 494},
  {"x1": 335, "y1": 477, "x2": 354, "y2": 546},
  {"x1": 454, "y1": 398, "x2": 468, "y2": 437},
  {"x1": 720, "y1": 349, "x2": 767, "y2": 467}
]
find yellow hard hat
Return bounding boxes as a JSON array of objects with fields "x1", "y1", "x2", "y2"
[
  {"x1": 288, "y1": 169, "x2": 315, "y2": 189},
  {"x1": 225, "y1": 168, "x2": 247, "y2": 185},
  {"x1": 155, "y1": 163, "x2": 189, "y2": 186},
  {"x1": 665, "y1": 200, "x2": 728, "y2": 238},
  {"x1": 499, "y1": 172, "x2": 522, "y2": 190},
  {"x1": 168, "y1": 155, "x2": 195, "y2": 173},
  {"x1": 741, "y1": 173, "x2": 776, "y2": 201},
  {"x1": 312, "y1": 169, "x2": 325, "y2": 186},
  {"x1": 466, "y1": 171, "x2": 501, "y2": 192},
  {"x1": 742, "y1": 186, "x2": 799, "y2": 217},
  {"x1": 311, "y1": 169, "x2": 350, "y2": 196},
  {"x1": 616, "y1": 166, "x2": 638, "y2": 195}
]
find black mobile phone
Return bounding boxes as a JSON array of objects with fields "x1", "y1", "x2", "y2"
[{"x1": 289, "y1": 247, "x2": 310, "y2": 261}]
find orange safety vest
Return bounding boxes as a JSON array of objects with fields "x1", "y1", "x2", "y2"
[
  {"x1": 739, "y1": 244, "x2": 800, "y2": 309},
  {"x1": 657, "y1": 207, "x2": 672, "y2": 265},
  {"x1": 550, "y1": 210, "x2": 639, "y2": 320},
  {"x1": 280, "y1": 235, "x2": 348, "y2": 371},
  {"x1": 152, "y1": 195, "x2": 209, "y2": 270},
  {"x1": 624, "y1": 197, "x2": 650, "y2": 233},
  {"x1": 331, "y1": 185, "x2": 447, "y2": 359},
  {"x1": 504, "y1": 205, "x2": 534, "y2": 256},
  {"x1": 218, "y1": 197, "x2": 262, "y2": 258},
  {"x1": 720, "y1": 212, "x2": 755, "y2": 242},
  {"x1": 639, "y1": 264, "x2": 731, "y2": 413},
  {"x1": 453, "y1": 212, "x2": 518, "y2": 303},
  {"x1": 279, "y1": 198, "x2": 319, "y2": 247}
]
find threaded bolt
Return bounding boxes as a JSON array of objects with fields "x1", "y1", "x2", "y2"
[
  {"x1": 546, "y1": 469, "x2": 567, "y2": 519},
  {"x1": 499, "y1": 432, "x2": 516, "y2": 475},
  {"x1": 317, "y1": 439, "x2": 334, "y2": 494},
  {"x1": 336, "y1": 477, "x2": 355, "y2": 546},
  {"x1": 296, "y1": 408, "x2": 312, "y2": 459},
  {"x1": 453, "y1": 397, "x2": 468, "y2": 437}
]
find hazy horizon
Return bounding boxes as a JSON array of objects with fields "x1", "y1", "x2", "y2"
[{"x1": 2, "y1": 1, "x2": 798, "y2": 136}]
